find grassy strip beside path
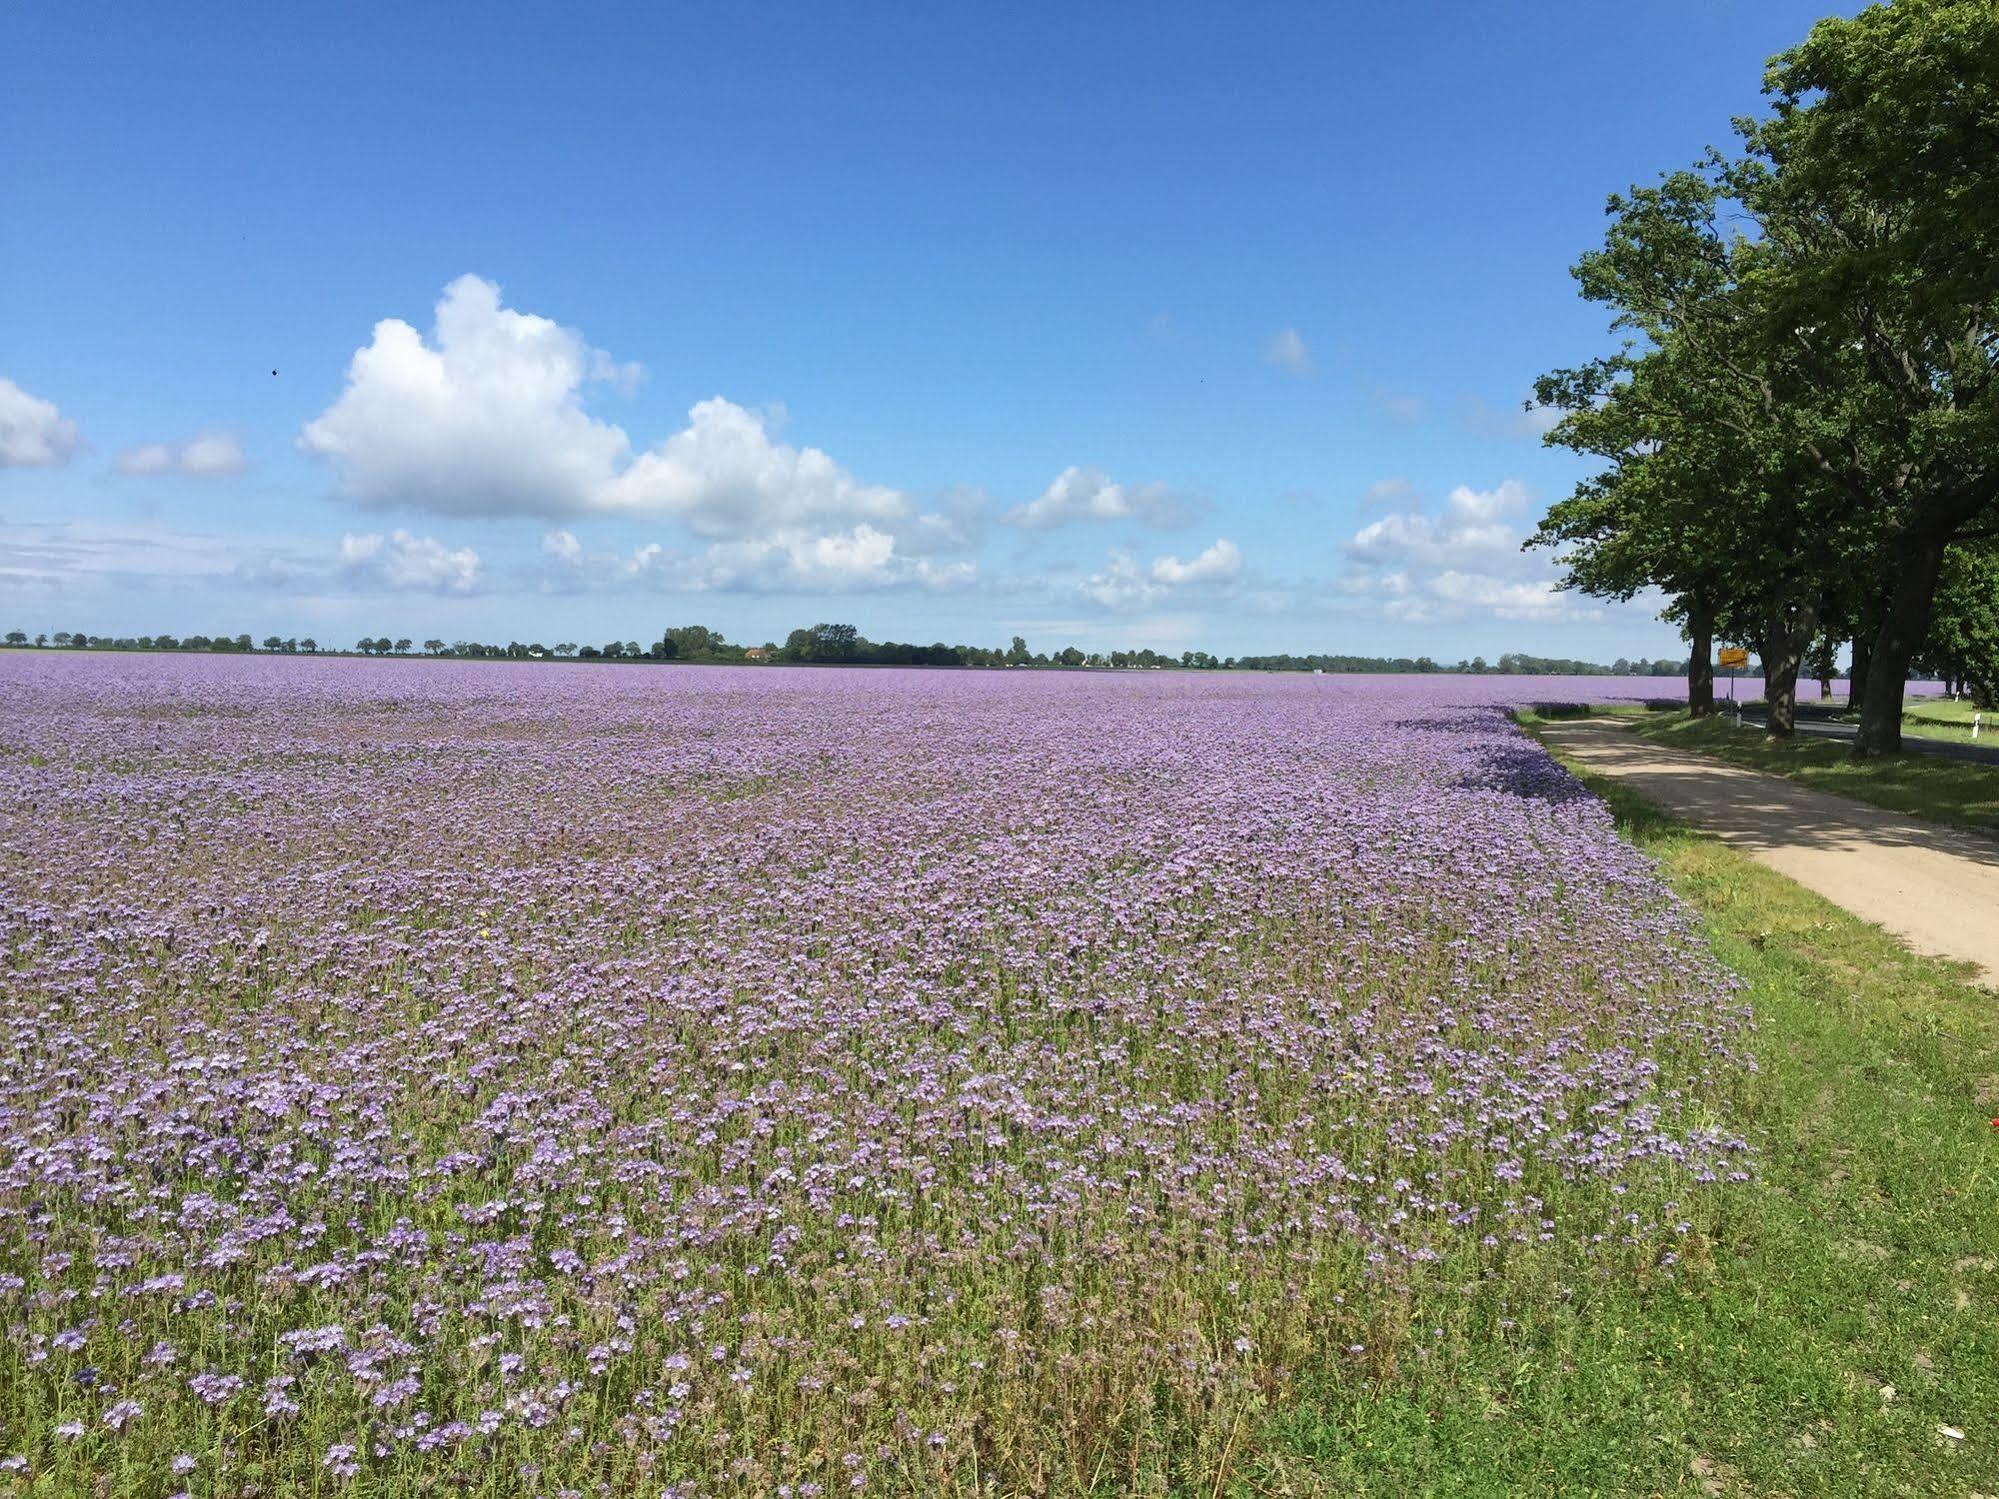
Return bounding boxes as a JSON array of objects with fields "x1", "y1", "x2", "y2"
[
  {"x1": 1624, "y1": 709, "x2": 1999, "y2": 838},
  {"x1": 1250, "y1": 715, "x2": 1999, "y2": 1497},
  {"x1": 1901, "y1": 698, "x2": 1995, "y2": 747}
]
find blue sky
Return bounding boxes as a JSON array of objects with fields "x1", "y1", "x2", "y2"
[{"x1": 2, "y1": 1, "x2": 1854, "y2": 658}]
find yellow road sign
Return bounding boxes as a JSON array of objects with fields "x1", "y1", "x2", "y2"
[{"x1": 1717, "y1": 647, "x2": 1749, "y2": 669}]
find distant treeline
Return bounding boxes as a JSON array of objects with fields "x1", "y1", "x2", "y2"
[
  {"x1": 1227, "y1": 651, "x2": 1689, "y2": 677},
  {"x1": 4, "y1": 625, "x2": 1694, "y2": 676}
]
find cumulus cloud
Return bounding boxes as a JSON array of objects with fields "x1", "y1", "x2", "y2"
[
  {"x1": 1075, "y1": 553, "x2": 1157, "y2": 611},
  {"x1": 117, "y1": 430, "x2": 245, "y2": 477},
  {"x1": 299, "y1": 275, "x2": 634, "y2": 516},
  {"x1": 1004, "y1": 466, "x2": 1194, "y2": 531},
  {"x1": 298, "y1": 275, "x2": 949, "y2": 534},
  {"x1": 0, "y1": 377, "x2": 82, "y2": 468},
  {"x1": 598, "y1": 397, "x2": 909, "y2": 537},
  {"x1": 1264, "y1": 327, "x2": 1311, "y2": 374},
  {"x1": 1149, "y1": 537, "x2": 1242, "y2": 586},
  {"x1": 1344, "y1": 480, "x2": 1528, "y2": 569},
  {"x1": 337, "y1": 530, "x2": 483, "y2": 594},
  {"x1": 1075, "y1": 538, "x2": 1243, "y2": 611},
  {"x1": 180, "y1": 431, "x2": 247, "y2": 476},
  {"x1": 296, "y1": 275, "x2": 978, "y2": 596},
  {"x1": 1336, "y1": 478, "x2": 1602, "y2": 625}
]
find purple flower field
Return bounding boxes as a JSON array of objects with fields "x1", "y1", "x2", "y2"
[{"x1": 0, "y1": 655, "x2": 1756, "y2": 1495}]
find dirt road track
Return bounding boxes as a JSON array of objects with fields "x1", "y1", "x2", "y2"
[{"x1": 1539, "y1": 718, "x2": 1999, "y2": 986}]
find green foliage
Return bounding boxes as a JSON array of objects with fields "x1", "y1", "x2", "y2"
[
  {"x1": 1917, "y1": 543, "x2": 1999, "y2": 707},
  {"x1": 1535, "y1": 0, "x2": 1999, "y2": 755}
]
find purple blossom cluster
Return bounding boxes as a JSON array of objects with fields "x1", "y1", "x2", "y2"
[{"x1": 0, "y1": 654, "x2": 1753, "y2": 1493}]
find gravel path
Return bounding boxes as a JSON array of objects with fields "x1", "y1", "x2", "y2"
[{"x1": 1540, "y1": 717, "x2": 1999, "y2": 986}]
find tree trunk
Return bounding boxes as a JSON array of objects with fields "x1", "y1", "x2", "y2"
[
  {"x1": 1687, "y1": 600, "x2": 1715, "y2": 718},
  {"x1": 1760, "y1": 600, "x2": 1820, "y2": 738},
  {"x1": 1848, "y1": 632, "x2": 1872, "y2": 717},
  {"x1": 1854, "y1": 531, "x2": 1952, "y2": 758}
]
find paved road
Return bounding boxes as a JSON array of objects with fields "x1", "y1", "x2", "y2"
[
  {"x1": 1729, "y1": 709, "x2": 1999, "y2": 765},
  {"x1": 1540, "y1": 718, "x2": 1999, "y2": 986}
]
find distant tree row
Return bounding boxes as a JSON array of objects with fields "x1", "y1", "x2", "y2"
[
  {"x1": 5, "y1": 631, "x2": 279, "y2": 653},
  {"x1": 1529, "y1": 0, "x2": 1999, "y2": 748},
  {"x1": 1228, "y1": 651, "x2": 1690, "y2": 677},
  {"x1": 773, "y1": 625, "x2": 1182, "y2": 669},
  {"x1": 4, "y1": 623, "x2": 1701, "y2": 677}
]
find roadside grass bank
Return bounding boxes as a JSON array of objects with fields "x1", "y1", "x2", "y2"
[
  {"x1": 1702, "y1": 693, "x2": 1988, "y2": 749},
  {"x1": 1251, "y1": 713, "x2": 1999, "y2": 1497},
  {"x1": 1624, "y1": 709, "x2": 1999, "y2": 837},
  {"x1": 1901, "y1": 697, "x2": 1995, "y2": 747}
]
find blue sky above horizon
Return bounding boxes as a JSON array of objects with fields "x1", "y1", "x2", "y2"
[{"x1": 2, "y1": 1, "x2": 1856, "y2": 658}]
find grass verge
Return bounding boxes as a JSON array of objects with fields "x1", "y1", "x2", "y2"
[
  {"x1": 1251, "y1": 716, "x2": 1999, "y2": 1497},
  {"x1": 1902, "y1": 697, "x2": 1996, "y2": 747},
  {"x1": 1625, "y1": 709, "x2": 1999, "y2": 837},
  {"x1": 1729, "y1": 695, "x2": 1990, "y2": 748}
]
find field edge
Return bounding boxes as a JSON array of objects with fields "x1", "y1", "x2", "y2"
[{"x1": 1247, "y1": 712, "x2": 1999, "y2": 1497}]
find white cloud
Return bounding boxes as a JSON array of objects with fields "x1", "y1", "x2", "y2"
[
  {"x1": 297, "y1": 275, "x2": 976, "y2": 596},
  {"x1": 1428, "y1": 570, "x2": 1583, "y2": 621},
  {"x1": 1150, "y1": 537, "x2": 1242, "y2": 585},
  {"x1": 599, "y1": 396, "x2": 908, "y2": 537},
  {"x1": 537, "y1": 524, "x2": 974, "y2": 595},
  {"x1": 180, "y1": 431, "x2": 247, "y2": 476},
  {"x1": 1344, "y1": 480, "x2": 1529, "y2": 569},
  {"x1": 0, "y1": 378, "x2": 82, "y2": 468},
  {"x1": 1076, "y1": 537, "x2": 1243, "y2": 611},
  {"x1": 298, "y1": 274, "x2": 940, "y2": 537},
  {"x1": 300, "y1": 275, "x2": 633, "y2": 516},
  {"x1": 1336, "y1": 478, "x2": 1604, "y2": 625},
  {"x1": 1004, "y1": 465, "x2": 1193, "y2": 531},
  {"x1": 1443, "y1": 481, "x2": 1517, "y2": 526},
  {"x1": 117, "y1": 430, "x2": 245, "y2": 477},
  {"x1": 1076, "y1": 552, "x2": 1157, "y2": 611},
  {"x1": 337, "y1": 530, "x2": 483, "y2": 594},
  {"x1": 1265, "y1": 327, "x2": 1311, "y2": 374}
]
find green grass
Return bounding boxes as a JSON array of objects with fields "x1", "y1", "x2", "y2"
[
  {"x1": 1730, "y1": 693, "x2": 1990, "y2": 747},
  {"x1": 1902, "y1": 697, "x2": 1996, "y2": 747},
  {"x1": 1624, "y1": 709, "x2": 1999, "y2": 837},
  {"x1": 1252, "y1": 723, "x2": 1999, "y2": 1497}
]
